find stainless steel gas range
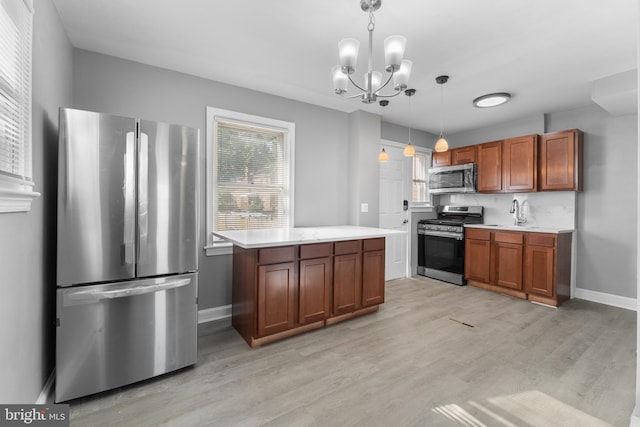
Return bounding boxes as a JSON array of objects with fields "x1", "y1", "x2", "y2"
[{"x1": 417, "y1": 205, "x2": 483, "y2": 285}]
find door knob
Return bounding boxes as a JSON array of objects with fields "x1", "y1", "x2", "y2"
[{"x1": 402, "y1": 219, "x2": 408, "y2": 224}]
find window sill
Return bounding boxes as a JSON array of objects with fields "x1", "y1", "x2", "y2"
[
  {"x1": 0, "y1": 187, "x2": 41, "y2": 213},
  {"x1": 204, "y1": 243, "x2": 233, "y2": 256}
]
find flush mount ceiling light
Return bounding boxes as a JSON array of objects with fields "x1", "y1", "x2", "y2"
[
  {"x1": 473, "y1": 92, "x2": 511, "y2": 108},
  {"x1": 434, "y1": 75, "x2": 449, "y2": 153},
  {"x1": 332, "y1": 0, "x2": 413, "y2": 105}
]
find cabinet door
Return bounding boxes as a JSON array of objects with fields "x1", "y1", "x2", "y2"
[
  {"x1": 257, "y1": 262, "x2": 295, "y2": 337},
  {"x1": 493, "y1": 242, "x2": 523, "y2": 290},
  {"x1": 504, "y1": 135, "x2": 537, "y2": 192},
  {"x1": 362, "y1": 250, "x2": 385, "y2": 307},
  {"x1": 539, "y1": 130, "x2": 582, "y2": 191},
  {"x1": 432, "y1": 150, "x2": 452, "y2": 167},
  {"x1": 299, "y1": 257, "x2": 331, "y2": 324},
  {"x1": 452, "y1": 146, "x2": 477, "y2": 165},
  {"x1": 477, "y1": 141, "x2": 503, "y2": 192},
  {"x1": 333, "y1": 253, "x2": 362, "y2": 316},
  {"x1": 525, "y1": 245, "x2": 555, "y2": 297},
  {"x1": 465, "y1": 238, "x2": 491, "y2": 283}
]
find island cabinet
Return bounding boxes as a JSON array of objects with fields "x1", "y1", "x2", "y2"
[
  {"x1": 476, "y1": 140, "x2": 503, "y2": 192},
  {"x1": 539, "y1": 129, "x2": 584, "y2": 191},
  {"x1": 232, "y1": 237, "x2": 385, "y2": 347}
]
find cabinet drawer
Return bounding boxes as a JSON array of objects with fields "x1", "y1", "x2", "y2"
[
  {"x1": 525, "y1": 233, "x2": 556, "y2": 248},
  {"x1": 334, "y1": 240, "x2": 362, "y2": 255},
  {"x1": 466, "y1": 228, "x2": 491, "y2": 241},
  {"x1": 299, "y1": 242, "x2": 333, "y2": 259},
  {"x1": 363, "y1": 237, "x2": 385, "y2": 252},
  {"x1": 258, "y1": 246, "x2": 295, "y2": 264},
  {"x1": 494, "y1": 231, "x2": 523, "y2": 244}
]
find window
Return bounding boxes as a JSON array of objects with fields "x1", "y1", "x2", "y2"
[
  {"x1": 0, "y1": 0, "x2": 38, "y2": 212},
  {"x1": 411, "y1": 149, "x2": 432, "y2": 207},
  {"x1": 205, "y1": 107, "x2": 294, "y2": 255}
]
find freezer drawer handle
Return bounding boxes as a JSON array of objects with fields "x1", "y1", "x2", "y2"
[{"x1": 68, "y1": 278, "x2": 191, "y2": 302}]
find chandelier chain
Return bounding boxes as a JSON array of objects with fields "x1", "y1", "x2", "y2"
[{"x1": 368, "y1": 11, "x2": 375, "y2": 31}]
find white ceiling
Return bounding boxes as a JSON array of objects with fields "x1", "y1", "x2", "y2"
[{"x1": 51, "y1": 0, "x2": 638, "y2": 134}]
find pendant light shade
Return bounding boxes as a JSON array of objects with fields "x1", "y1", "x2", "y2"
[
  {"x1": 434, "y1": 137, "x2": 448, "y2": 152},
  {"x1": 435, "y1": 75, "x2": 449, "y2": 152},
  {"x1": 379, "y1": 147, "x2": 389, "y2": 162},
  {"x1": 404, "y1": 88, "x2": 416, "y2": 157}
]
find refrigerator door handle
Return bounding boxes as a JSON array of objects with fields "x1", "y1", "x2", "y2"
[
  {"x1": 123, "y1": 131, "x2": 136, "y2": 266},
  {"x1": 138, "y1": 130, "x2": 149, "y2": 264},
  {"x1": 67, "y1": 278, "x2": 192, "y2": 302}
]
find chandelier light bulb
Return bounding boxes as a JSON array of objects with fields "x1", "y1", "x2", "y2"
[
  {"x1": 332, "y1": 65, "x2": 348, "y2": 94},
  {"x1": 393, "y1": 60, "x2": 412, "y2": 90},
  {"x1": 384, "y1": 35, "x2": 406, "y2": 71},
  {"x1": 338, "y1": 38, "x2": 360, "y2": 73}
]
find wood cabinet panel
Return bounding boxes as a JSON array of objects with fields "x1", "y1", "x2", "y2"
[
  {"x1": 333, "y1": 253, "x2": 362, "y2": 316},
  {"x1": 466, "y1": 228, "x2": 491, "y2": 241},
  {"x1": 477, "y1": 141, "x2": 503, "y2": 192},
  {"x1": 524, "y1": 245, "x2": 555, "y2": 298},
  {"x1": 300, "y1": 242, "x2": 332, "y2": 259},
  {"x1": 493, "y1": 242, "x2": 523, "y2": 290},
  {"x1": 362, "y1": 249, "x2": 385, "y2": 307},
  {"x1": 465, "y1": 238, "x2": 491, "y2": 283},
  {"x1": 257, "y1": 262, "x2": 295, "y2": 337},
  {"x1": 504, "y1": 135, "x2": 538, "y2": 192},
  {"x1": 335, "y1": 240, "x2": 362, "y2": 255},
  {"x1": 452, "y1": 146, "x2": 477, "y2": 165},
  {"x1": 432, "y1": 150, "x2": 452, "y2": 167},
  {"x1": 299, "y1": 257, "x2": 331, "y2": 324},
  {"x1": 363, "y1": 237, "x2": 385, "y2": 252},
  {"x1": 539, "y1": 129, "x2": 583, "y2": 191},
  {"x1": 494, "y1": 231, "x2": 523, "y2": 245},
  {"x1": 258, "y1": 246, "x2": 295, "y2": 264}
]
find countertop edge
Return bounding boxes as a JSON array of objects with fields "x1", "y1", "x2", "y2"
[
  {"x1": 213, "y1": 226, "x2": 406, "y2": 249},
  {"x1": 464, "y1": 224, "x2": 574, "y2": 234}
]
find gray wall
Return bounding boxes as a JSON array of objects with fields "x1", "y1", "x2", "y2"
[
  {"x1": 547, "y1": 105, "x2": 637, "y2": 299},
  {"x1": 71, "y1": 50, "x2": 365, "y2": 309},
  {"x1": 0, "y1": 0, "x2": 73, "y2": 403},
  {"x1": 447, "y1": 106, "x2": 638, "y2": 300}
]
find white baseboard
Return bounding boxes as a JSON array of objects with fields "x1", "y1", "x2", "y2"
[
  {"x1": 574, "y1": 288, "x2": 637, "y2": 311},
  {"x1": 631, "y1": 414, "x2": 640, "y2": 427},
  {"x1": 36, "y1": 369, "x2": 55, "y2": 404},
  {"x1": 198, "y1": 304, "x2": 232, "y2": 323}
]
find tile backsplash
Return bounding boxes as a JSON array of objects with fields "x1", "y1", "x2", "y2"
[{"x1": 439, "y1": 192, "x2": 576, "y2": 229}]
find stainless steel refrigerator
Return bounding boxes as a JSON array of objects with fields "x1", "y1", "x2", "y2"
[{"x1": 55, "y1": 108, "x2": 199, "y2": 402}]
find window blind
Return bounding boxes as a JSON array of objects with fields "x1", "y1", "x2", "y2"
[
  {"x1": 0, "y1": 0, "x2": 33, "y2": 183},
  {"x1": 214, "y1": 120, "x2": 290, "y2": 231},
  {"x1": 412, "y1": 152, "x2": 429, "y2": 203}
]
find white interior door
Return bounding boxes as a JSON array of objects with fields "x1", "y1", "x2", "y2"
[{"x1": 379, "y1": 144, "x2": 410, "y2": 280}]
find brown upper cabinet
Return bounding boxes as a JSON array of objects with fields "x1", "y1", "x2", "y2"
[
  {"x1": 432, "y1": 146, "x2": 477, "y2": 167},
  {"x1": 503, "y1": 134, "x2": 538, "y2": 192},
  {"x1": 539, "y1": 129, "x2": 584, "y2": 191},
  {"x1": 452, "y1": 146, "x2": 477, "y2": 165},
  {"x1": 432, "y1": 150, "x2": 451, "y2": 167},
  {"x1": 477, "y1": 141, "x2": 503, "y2": 192}
]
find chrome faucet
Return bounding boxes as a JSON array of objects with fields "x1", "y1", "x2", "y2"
[{"x1": 509, "y1": 199, "x2": 527, "y2": 226}]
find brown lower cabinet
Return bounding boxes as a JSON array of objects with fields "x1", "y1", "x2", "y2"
[
  {"x1": 232, "y1": 238, "x2": 385, "y2": 347},
  {"x1": 465, "y1": 228, "x2": 572, "y2": 306}
]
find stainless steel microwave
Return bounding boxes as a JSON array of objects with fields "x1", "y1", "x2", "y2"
[{"x1": 428, "y1": 163, "x2": 477, "y2": 194}]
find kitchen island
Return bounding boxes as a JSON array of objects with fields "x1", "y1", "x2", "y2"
[{"x1": 214, "y1": 226, "x2": 403, "y2": 347}]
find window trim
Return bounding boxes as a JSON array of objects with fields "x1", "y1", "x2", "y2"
[
  {"x1": 204, "y1": 107, "x2": 295, "y2": 256},
  {"x1": 0, "y1": 0, "x2": 39, "y2": 213}
]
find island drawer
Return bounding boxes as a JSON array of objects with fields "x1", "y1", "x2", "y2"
[
  {"x1": 363, "y1": 238, "x2": 385, "y2": 252},
  {"x1": 258, "y1": 246, "x2": 296, "y2": 264},
  {"x1": 299, "y1": 242, "x2": 333, "y2": 259},
  {"x1": 334, "y1": 240, "x2": 362, "y2": 255}
]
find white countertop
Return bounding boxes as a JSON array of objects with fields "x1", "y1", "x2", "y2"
[
  {"x1": 465, "y1": 224, "x2": 574, "y2": 234},
  {"x1": 213, "y1": 225, "x2": 406, "y2": 248}
]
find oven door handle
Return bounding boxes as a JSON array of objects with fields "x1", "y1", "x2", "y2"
[{"x1": 419, "y1": 230, "x2": 464, "y2": 240}]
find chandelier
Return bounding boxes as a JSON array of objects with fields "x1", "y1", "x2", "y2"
[{"x1": 332, "y1": 0, "x2": 413, "y2": 104}]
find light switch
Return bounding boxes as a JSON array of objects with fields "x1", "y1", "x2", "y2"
[{"x1": 361, "y1": 203, "x2": 369, "y2": 213}]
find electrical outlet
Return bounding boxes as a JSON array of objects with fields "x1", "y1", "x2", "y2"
[{"x1": 361, "y1": 203, "x2": 369, "y2": 213}]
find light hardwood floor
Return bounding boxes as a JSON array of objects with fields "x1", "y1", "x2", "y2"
[{"x1": 68, "y1": 276, "x2": 636, "y2": 426}]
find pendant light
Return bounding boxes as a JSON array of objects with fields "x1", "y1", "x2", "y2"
[
  {"x1": 378, "y1": 99, "x2": 389, "y2": 162},
  {"x1": 403, "y1": 88, "x2": 416, "y2": 156},
  {"x1": 435, "y1": 75, "x2": 449, "y2": 153}
]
